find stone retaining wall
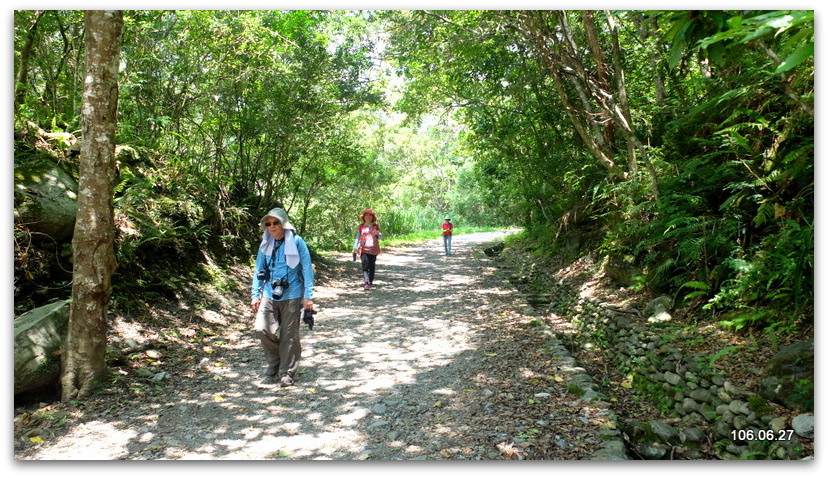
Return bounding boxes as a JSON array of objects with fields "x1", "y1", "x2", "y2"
[
  {"x1": 497, "y1": 249, "x2": 814, "y2": 460},
  {"x1": 565, "y1": 299, "x2": 813, "y2": 459}
]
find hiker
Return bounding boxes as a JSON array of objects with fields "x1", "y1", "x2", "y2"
[
  {"x1": 352, "y1": 208, "x2": 382, "y2": 290},
  {"x1": 250, "y1": 207, "x2": 315, "y2": 386},
  {"x1": 441, "y1": 215, "x2": 454, "y2": 256}
]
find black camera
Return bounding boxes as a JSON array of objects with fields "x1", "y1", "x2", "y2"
[
  {"x1": 257, "y1": 269, "x2": 288, "y2": 299},
  {"x1": 271, "y1": 277, "x2": 289, "y2": 299}
]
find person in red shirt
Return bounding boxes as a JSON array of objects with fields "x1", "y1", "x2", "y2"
[
  {"x1": 352, "y1": 209, "x2": 382, "y2": 290},
  {"x1": 441, "y1": 215, "x2": 454, "y2": 256}
]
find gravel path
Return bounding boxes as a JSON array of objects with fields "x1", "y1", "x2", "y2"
[{"x1": 15, "y1": 231, "x2": 612, "y2": 461}]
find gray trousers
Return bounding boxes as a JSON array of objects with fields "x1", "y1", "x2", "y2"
[{"x1": 254, "y1": 297, "x2": 302, "y2": 378}]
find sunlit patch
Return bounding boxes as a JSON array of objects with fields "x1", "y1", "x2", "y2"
[
  {"x1": 23, "y1": 421, "x2": 138, "y2": 460},
  {"x1": 335, "y1": 406, "x2": 369, "y2": 426},
  {"x1": 430, "y1": 388, "x2": 456, "y2": 396}
]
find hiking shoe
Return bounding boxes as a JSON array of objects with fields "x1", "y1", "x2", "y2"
[
  {"x1": 363, "y1": 283, "x2": 370, "y2": 290},
  {"x1": 280, "y1": 375, "x2": 294, "y2": 387}
]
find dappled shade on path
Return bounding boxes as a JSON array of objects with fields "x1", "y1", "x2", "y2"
[{"x1": 15, "y1": 231, "x2": 611, "y2": 460}]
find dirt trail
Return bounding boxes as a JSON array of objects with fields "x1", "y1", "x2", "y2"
[{"x1": 15, "y1": 231, "x2": 612, "y2": 460}]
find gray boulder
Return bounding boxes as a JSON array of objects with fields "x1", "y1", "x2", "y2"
[
  {"x1": 623, "y1": 419, "x2": 680, "y2": 459},
  {"x1": 601, "y1": 255, "x2": 639, "y2": 287},
  {"x1": 643, "y1": 295, "x2": 673, "y2": 318},
  {"x1": 647, "y1": 420, "x2": 680, "y2": 444},
  {"x1": 14, "y1": 299, "x2": 71, "y2": 394},
  {"x1": 14, "y1": 155, "x2": 78, "y2": 241},
  {"x1": 759, "y1": 339, "x2": 814, "y2": 411},
  {"x1": 791, "y1": 413, "x2": 814, "y2": 439},
  {"x1": 589, "y1": 440, "x2": 629, "y2": 460}
]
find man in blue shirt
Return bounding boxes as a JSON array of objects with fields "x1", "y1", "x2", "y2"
[{"x1": 250, "y1": 207, "x2": 315, "y2": 386}]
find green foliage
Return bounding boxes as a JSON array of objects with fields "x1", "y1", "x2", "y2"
[
  {"x1": 746, "y1": 395, "x2": 774, "y2": 415},
  {"x1": 383, "y1": 226, "x2": 502, "y2": 248},
  {"x1": 592, "y1": 10, "x2": 812, "y2": 333},
  {"x1": 697, "y1": 11, "x2": 814, "y2": 74},
  {"x1": 115, "y1": 10, "x2": 390, "y2": 251},
  {"x1": 680, "y1": 280, "x2": 711, "y2": 302},
  {"x1": 708, "y1": 220, "x2": 812, "y2": 310},
  {"x1": 388, "y1": 10, "x2": 605, "y2": 228},
  {"x1": 631, "y1": 372, "x2": 679, "y2": 416},
  {"x1": 789, "y1": 379, "x2": 814, "y2": 412},
  {"x1": 706, "y1": 345, "x2": 743, "y2": 368},
  {"x1": 381, "y1": 206, "x2": 439, "y2": 237},
  {"x1": 13, "y1": 9, "x2": 813, "y2": 339},
  {"x1": 13, "y1": 10, "x2": 86, "y2": 126}
]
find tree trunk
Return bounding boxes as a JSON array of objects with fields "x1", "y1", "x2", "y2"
[
  {"x1": 514, "y1": 11, "x2": 623, "y2": 179},
  {"x1": 61, "y1": 10, "x2": 123, "y2": 402},
  {"x1": 605, "y1": 11, "x2": 661, "y2": 203},
  {"x1": 14, "y1": 10, "x2": 46, "y2": 115},
  {"x1": 581, "y1": 11, "x2": 617, "y2": 154},
  {"x1": 647, "y1": 15, "x2": 666, "y2": 107},
  {"x1": 516, "y1": 10, "x2": 662, "y2": 201}
]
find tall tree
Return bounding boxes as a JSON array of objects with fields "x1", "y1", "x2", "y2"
[
  {"x1": 513, "y1": 9, "x2": 662, "y2": 200},
  {"x1": 13, "y1": 10, "x2": 46, "y2": 115},
  {"x1": 61, "y1": 10, "x2": 123, "y2": 401}
]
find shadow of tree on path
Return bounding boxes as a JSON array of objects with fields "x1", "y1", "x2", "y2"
[{"x1": 17, "y1": 231, "x2": 607, "y2": 460}]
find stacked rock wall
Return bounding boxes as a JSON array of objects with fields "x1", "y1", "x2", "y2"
[{"x1": 497, "y1": 247, "x2": 814, "y2": 460}]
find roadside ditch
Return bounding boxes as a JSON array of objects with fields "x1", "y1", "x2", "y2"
[{"x1": 487, "y1": 240, "x2": 815, "y2": 460}]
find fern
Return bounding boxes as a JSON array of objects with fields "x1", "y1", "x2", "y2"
[
  {"x1": 707, "y1": 344, "x2": 744, "y2": 367},
  {"x1": 680, "y1": 280, "x2": 711, "y2": 302},
  {"x1": 752, "y1": 201, "x2": 775, "y2": 228}
]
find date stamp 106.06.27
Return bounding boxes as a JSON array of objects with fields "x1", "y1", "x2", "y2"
[{"x1": 730, "y1": 429, "x2": 795, "y2": 442}]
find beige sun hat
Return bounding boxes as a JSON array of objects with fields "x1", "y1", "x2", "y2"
[{"x1": 260, "y1": 207, "x2": 295, "y2": 231}]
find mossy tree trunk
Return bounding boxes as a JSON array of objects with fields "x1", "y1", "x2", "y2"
[{"x1": 60, "y1": 10, "x2": 123, "y2": 402}]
